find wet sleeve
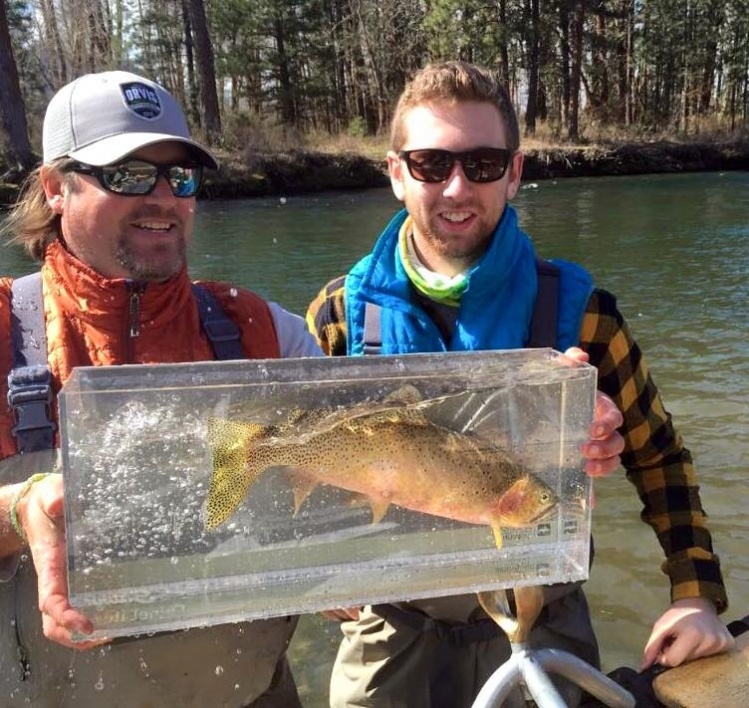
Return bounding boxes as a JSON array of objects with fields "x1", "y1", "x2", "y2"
[
  {"x1": 579, "y1": 289, "x2": 728, "y2": 612},
  {"x1": 304, "y1": 276, "x2": 348, "y2": 357}
]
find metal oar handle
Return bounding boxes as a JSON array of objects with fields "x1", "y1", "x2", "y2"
[
  {"x1": 474, "y1": 586, "x2": 635, "y2": 708},
  {"x1": 477, "y1": 585, "x2": 545, "y2": 644}
]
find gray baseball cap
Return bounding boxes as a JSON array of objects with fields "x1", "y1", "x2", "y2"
[{"x1": 42, "y1": 70, "x2": 218, "y2": 168}]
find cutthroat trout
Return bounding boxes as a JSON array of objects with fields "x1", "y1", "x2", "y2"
[{"x1": 204, "y1": 387, "x2": 558, "y2": 547}]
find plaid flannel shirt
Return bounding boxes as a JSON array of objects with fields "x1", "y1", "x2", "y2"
[{"x1": 306, "y1": 276, "x2": 728, "y2": 612}]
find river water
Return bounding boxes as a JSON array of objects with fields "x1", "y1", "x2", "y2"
[{"x1": 1, "y1": 171, "x2": 747, "y2": 705}]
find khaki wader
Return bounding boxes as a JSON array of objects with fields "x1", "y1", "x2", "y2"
[
  {"x1": 330, "y1": 585, "x2": 599, "y2": 708},
  {"x1": 0, "y1": 452, "x2": 302, "y2": 708},
  {"x1": 0, "y1": 554, "x2": 301, "y2": 708}
]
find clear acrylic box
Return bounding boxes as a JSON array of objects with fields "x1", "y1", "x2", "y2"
[{"x1": 60, "y1": 349, "x2": 596, "y2": 639}]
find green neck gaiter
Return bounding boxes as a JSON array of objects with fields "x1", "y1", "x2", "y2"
[{"x1": 398, "y1": 217, "x2": 468, "y2": 307}]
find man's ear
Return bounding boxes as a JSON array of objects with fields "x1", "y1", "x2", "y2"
[
  {"x1": 506, "y1": 151, "x2": 524, "y2": 201},
  {"x1": 40, "y1": 165, "x2": 66, "y2": 214},
  {"x1": 387, "y1": 150, "x2": 406, "y2": 202}
]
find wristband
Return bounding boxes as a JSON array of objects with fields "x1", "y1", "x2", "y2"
[{"x1": 9, "y1": 472, "x2": 52, "y2": 544}]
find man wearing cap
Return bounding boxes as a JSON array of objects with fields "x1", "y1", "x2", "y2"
[{"x1": 0, "y1": 70, "x2": 320, "y2": 707}]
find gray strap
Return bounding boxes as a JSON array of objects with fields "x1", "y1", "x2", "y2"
[
  {"x1": 8, "y1": 274, "x2": 56, "y2": 454},
  {"x1": 191, "y1": 284, "x2": 245, "y2": 361},
  {"x1": 10, "y1": 273, "x2": 46, "y2": 368},
  {"x1": 362, "y1": 301, "x2": 382, "y2": 355},
  {"x1": 528, "y1": 259, "x2": 560, "y2": 348}
]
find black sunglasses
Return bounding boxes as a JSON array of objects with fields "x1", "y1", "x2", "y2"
[
  {"x1": 399, "y1": 148, "x2": 513, "y2": 184},
  {"x1": 70, "y1": 160, "x2": 204, "y2": 198}
]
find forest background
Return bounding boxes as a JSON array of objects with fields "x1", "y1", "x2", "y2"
[{"x1": 2, "y1": 0, "x2": 749, "y2": 202}]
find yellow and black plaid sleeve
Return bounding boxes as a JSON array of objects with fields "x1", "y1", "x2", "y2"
[
  {"x1": 580, "y1": 289, "x2": 727, "y2": 612},
  {"x1": 305, "y1": 275, "x2": 348, "y2": 356}
]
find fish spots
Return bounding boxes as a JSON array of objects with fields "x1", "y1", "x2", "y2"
[{"x1": 204, "y1": 389, "x2": 559, "y2": 544}]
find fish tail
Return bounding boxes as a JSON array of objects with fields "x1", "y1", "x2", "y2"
[{"x1": 205, "y1": 417, "x2": 271, "y2": 530}]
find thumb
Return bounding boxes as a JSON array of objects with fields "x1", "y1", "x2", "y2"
[
  {"x1": 43, "y1": 491, "x2": 65, "y2": 519},
  {"x1": 33, "y1": 474, "x2": 65, "y2": 519},
  {"x1": 642, "y1": 630, "x2": 667, "y2": 670}
]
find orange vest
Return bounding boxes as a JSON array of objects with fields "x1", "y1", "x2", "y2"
[{"x1": 0, "y1": 239, "x2": 280, "y2": 460}]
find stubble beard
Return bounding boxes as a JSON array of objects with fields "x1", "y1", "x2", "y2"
[
  {"x1": 116, "y1": 237, "x2": 187, "y2": 282},
  {"x1": 420, "y1": 216, "x2": 494, "y2": 265},
  {"x1": 116, "y1": 205, "x2": 189, "y2": 281}
]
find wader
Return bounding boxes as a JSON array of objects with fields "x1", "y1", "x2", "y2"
[
  {"x1": 0, "y1": 273, "x2": 303, "y2": 708},
  {"x1": 331, "y1": 260, "x2": 600, "y2": 708}
]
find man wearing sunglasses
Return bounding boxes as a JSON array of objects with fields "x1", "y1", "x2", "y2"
[
  {"x1": 0, "y1": 71, "x2": 321, "y2": 707},
  {"x1": 307, "y1": 61, "x2": 732, "y2": 707}
]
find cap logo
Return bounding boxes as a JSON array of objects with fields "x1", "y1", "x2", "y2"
[{"x1": 120, "y1": 82, "x2": 162, "y2": 120}]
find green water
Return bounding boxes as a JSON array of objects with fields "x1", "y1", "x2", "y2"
[{"x1": 2, "y1": 171, "x2": 748, "y2": 704}]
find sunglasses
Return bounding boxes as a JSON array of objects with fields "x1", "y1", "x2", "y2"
[
  {"x1": 398, "y1": 148, "x2": 513, "y2": 184},
  {"x1": 70, "y1": 160, "x2": 204, "y2": 197}
]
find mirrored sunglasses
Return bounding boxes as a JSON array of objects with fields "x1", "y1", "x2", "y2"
[
  {"x1": 399, "y1": 148, "x2": 513, "y2": 184},
  {"x1": 70, "y1": 160, "x2": 204, "y2": 198}
]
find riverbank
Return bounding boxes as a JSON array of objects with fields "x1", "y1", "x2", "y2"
[
  {"x1": 2, "y1": 139, "x2": 748, "y2": 206},
  {"x1": 196, "y1": 139, "x2": 749, "y2": 198}
]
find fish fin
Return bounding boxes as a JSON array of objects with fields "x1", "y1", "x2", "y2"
[
  {"x1": 206, "y1": 416, "x2": 270, "y2": 447},
  {"x1": 369, "y1": 497, "x2": 391, "y2": 524},
  {"x1": 204, "y1": 417, "x2": 271, "y2": 530},
  {"x1": 297, "y1": 385, "x2": 425, "y2": 433},
  {"x1": 491, "y1": 524, "x2": 504, "y2": 550},
  {"x1": 343, "y1": 406, "x2": 431, "y2": 431},
  {"x1": 287, "y1": 470, "x2": 317, "y2": 515}
]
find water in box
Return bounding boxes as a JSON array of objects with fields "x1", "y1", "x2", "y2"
[{"x1": 59, "y1": 348, "x2": 595, "y2": 640}]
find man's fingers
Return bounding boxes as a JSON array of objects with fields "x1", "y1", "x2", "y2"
[
  {"x1": 591, "y1": 392, "x2": 624, "y2": 439},
  {"x1": 642, "y1": 600, "x2": 735, "y2": 669},
  {"x1": 40, "y1": 592, "x2": 94, "y2": 635},
  {"x1": 23, "y1": 473, "x2": 97, "y2": 647},
  {"x1": 642, "y1": 627, "x2": 668, "y2": 669},
  {"x1": 41, "y1": 613, "x2": 105, "y2": 651},
  {"x1": 561, "y1": 346, "x2": 589, "y2": 365},
  {"x1": 581, "y1": 433, "x2": 625, "y2": 459},
  {"x1": 321, "y1": 607, "x2": 361, "y2": 622},
  {"x1": 583, "y1": 456, "x2": 620, "y2": 477}
]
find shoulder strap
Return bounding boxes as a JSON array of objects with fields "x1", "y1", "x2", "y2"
[
  {"x1": 362, "y1": 301, "x2": 382, "y2": 356},
  {"x1": 8, "y1": 273, "x2": 56, "y2": 453},
  {"x1": 10, "y1": 273, "x2": 47, "y2": 368},
  {"x1": 191, "y1": 284, "x2": 246, "y2": 361},
  {"x1": 527, "y1": 258, "x2": 560, "y2": 348},
  {"x1": 360, "y1": 259, "x2": 560, "y2": 356}
]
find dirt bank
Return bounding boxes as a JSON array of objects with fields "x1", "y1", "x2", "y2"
[
  {"x1": 201, "y1": 140, "x2": 749, "y2": 198},
  {"x1": 2, "y1": 140, "x2": 748, "y2": 207}
]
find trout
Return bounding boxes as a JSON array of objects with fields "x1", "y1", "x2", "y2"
[{"x1": 204, "y1": 387, "x2": 558, "y2": 547}]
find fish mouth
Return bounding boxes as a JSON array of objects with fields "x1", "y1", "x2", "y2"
[{"x1": 528, "y1": 504, "x2": 557, "y2": 524}]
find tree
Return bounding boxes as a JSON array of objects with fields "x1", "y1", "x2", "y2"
[
  {"x1": 567, "y1": 0, "x2": 585, "y2": 140},
  {"x1": 0, "y1": 0, "x2": 35, "y2": 173},
  {"x1": 524, "y1": 0, "x2": 541, "y2": 136},
  {"x1": 186, "y1": 0, "x2": 222, "y2": 141},
  {"x1": 4, "y1": 0, "x2": 747, "y2": 147}
]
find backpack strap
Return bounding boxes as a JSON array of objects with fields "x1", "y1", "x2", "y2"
[
  {"x1": 8, "y1": 273, "x2": 56, "y2": 454},
  {"x1": 191, "y1": 284, "x2": 246, "y2": 361},
  {"x1": 360, "y1": 259, "x2": 561, "y2": 356},
  {"x1": 362, "y1": 301, "x2": 383, "y2": 355},
  {"x1": 527, "y1": 258, "x2": 560, "y2": 348}
]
